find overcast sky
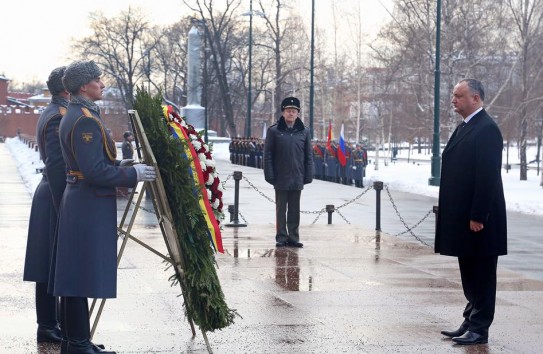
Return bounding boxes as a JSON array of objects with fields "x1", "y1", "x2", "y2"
[{"x1": 0, "y1": 0, "x2": 393, "y2": 85}]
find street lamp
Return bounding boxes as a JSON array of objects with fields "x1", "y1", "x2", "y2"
[
  {"x1": 242, "y1": 1, "x2": 265, "y2": 138},
  {"x1": 536, "y1": 117, "x2": 543, "y2": 176},
  {"x1": 309, "y1": 0, "x2": 315, "y2": 139},
  {"x1": 429, "y1": 0, "x2": 442, "y2": 186}
]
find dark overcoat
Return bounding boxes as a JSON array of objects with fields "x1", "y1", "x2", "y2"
[
  {"x1": 435, "y1": 109, "x2": 507, "y2": 257},
  {"x1": 23, "y1": 98, "x2": 67, "y2": 283},
  {"x1": 264, "y1": 117, "x2": 313, "y2": 190},
  {"x1": 53, "y1": 101, "x2": 137, "y2": 299}
]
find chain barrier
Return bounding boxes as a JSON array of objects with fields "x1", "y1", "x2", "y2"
[
  {"x1": 241, "y1": 176, "x2": 276, "y2": 204},
  {"x1": 335, "y1": 209, "x2": 351, "y2": 224},
  {"x1": 335, "y1": 186, "x2": 373, "y2": 210},
  {"x1": 383, "y1": 185, "x2": 431, "y2": 247},
  {"x1": 224, "y1": 174, "x2": 433, "y2": 238},
  {"x1": 310, "y1": 208, "x2": 327, "y2": 225},
  {"x1": 237, "y1": 210, "x2": 248, "y2": 224},
  {"x1": 129, "y1": 200, "x2": 156, "y2": 215},
  {"x1": 221, "y1": 174, "x2": 232, "y2": 189}
]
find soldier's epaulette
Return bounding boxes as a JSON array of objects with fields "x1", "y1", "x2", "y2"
[
  {"x1": 59, "y1": 107, "x2": 67, "y2": 116},
  {"x1": 81, "y1": 107, "x2": 93, "y2": 118}
]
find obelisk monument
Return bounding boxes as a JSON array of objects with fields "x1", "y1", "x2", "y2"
[{"x1": 181, "y1": 26, "x2": 205, "y2": 129}]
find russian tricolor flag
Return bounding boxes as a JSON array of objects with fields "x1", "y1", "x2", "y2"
[{"x1": 337, "y1": 123, "x2": 347, "y2": 167}]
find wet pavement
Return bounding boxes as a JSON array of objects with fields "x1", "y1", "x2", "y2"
[{"x1": 1, "y1": 142, "x2": 543, "y2": 353}]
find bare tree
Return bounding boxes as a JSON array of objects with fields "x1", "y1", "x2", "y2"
[
  {"x1": 506, "y1": 0, "x2": 543, "y2": 180},
  {"x1": 72, "y1": 7, "x2": 158, "y2": 108},
  {"x1": 152, "y1": 19, "x2": 192, "y2": 110},
  {"x1": 184, "y1": 0, "x2": 243, "y2": 137}
]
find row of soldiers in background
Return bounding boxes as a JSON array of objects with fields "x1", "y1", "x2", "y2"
[
  {"x1": 313, "y1": 141, "x2": 369, "y2": 187},
  {"x1": 229, "y1": 137, "x2": 265, "y2": 168},
  {"x1": 229, "y1": 137, "x2": 369, "y2": 187}
]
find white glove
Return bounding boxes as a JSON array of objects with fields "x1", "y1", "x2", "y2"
[
  {"x1": 120, "y1": 159, "x2": 134, "y2": 166},
  {"x1": 134, "y1": 164, "x2": 157, "y2": 182}
]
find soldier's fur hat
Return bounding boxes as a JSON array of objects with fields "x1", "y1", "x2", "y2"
[
  {"x1": 281, "y1": 96, "x2": 300, "y2": 111},
  {"x1": 62, "y1": 60, "x2": 102, "y2": 94},
  {"x1": 46, "y1": 66, "x2": 67, "y2": 96}
]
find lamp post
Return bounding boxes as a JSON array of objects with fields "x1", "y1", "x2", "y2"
[
  {"x1": 247, "y1": 0, "x2": 253, "y2": 138},
  {"x1": 241, "y1": 2, "x2": 265, "y2": 138},
  {"x1": 536, "y1": 117, "x2": 543, "y2": 176},
  {"x1": 429, "y1": 0, "x2": 442, "y2": 186},
  {"x1": 309, "y1": 0, "x2": 315, "y2": 139}
]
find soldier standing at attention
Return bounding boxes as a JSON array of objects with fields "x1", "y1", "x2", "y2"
[
  {"x1": 121, "y1": 131, "x2": 134, "y2": 160},
  {"x1": 53, "y1": 60, "x2": 157, "y2": 354},
  {"x1": 23, "y1": 66, "x2": 69, "y2": 345},
  {"x1": 264, "y1": 97, "x2": 313, "y2": 248}
]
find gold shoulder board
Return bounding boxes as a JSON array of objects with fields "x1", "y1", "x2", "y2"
[{"x1": 81, "y1": 107, "x2": 93, "y2": 118}]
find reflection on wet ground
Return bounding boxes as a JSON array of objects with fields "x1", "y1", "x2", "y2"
[{"x1": 274, "y1": 248, "x2": 300, "y2": 291}]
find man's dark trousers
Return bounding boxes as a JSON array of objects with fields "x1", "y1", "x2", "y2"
[
  {"x1": 458, "y1": 256, "x2": 498, "y2": 336},
  {"x1": 275, "y1": 190, "x2": 301, "y2": 243}
]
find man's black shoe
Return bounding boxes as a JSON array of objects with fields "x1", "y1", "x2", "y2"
[
  {"x1": 452, "y1": 331, "x2": 488, "y2": 345},
  {"x1": 287, "y1": 241, "x2": 303, "y2": 248},
  {"x1": 37, "y1": 326, "x2": 62, "y2": 343},
  {"x1": 62, "y1": 340, "x2": 105, "y2": 354},
  {"x1": 276, "y1": 241, "x2": 287, "y2": 247},
  {"x1": 67, "y1": 339, "x2": 115, "y2": 353},
  {"x1": 441, "y1": 325, "x2": 468, "y2": 338}
]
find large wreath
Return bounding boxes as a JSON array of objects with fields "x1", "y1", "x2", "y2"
[{"x1": 133, "y1": 88, "x2": 236, "y2": 332}]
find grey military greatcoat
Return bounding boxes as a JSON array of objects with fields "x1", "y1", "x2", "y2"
[{"x1": 53, "y1": 99, "x2": 137, "y2": 299}]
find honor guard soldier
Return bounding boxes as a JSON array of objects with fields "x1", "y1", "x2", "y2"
[
  {"x1": 324, "y1": 141, "x2": 338, "y2": 182},
  {"x1": 23, "y1": 67, "x2": 69, "y2": 345},
  {"x1": 52, "y1": 60, "x2": 157, "y2": 354},
  {"x1": 352, "y1": 144, "x2": 367, "y2": 187},
  {"x1": 312, "y1": 141, "x2": 324, "y2": 180}
]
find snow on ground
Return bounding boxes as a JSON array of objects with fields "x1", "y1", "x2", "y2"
[{"x1": 6, "y1": 137, "x2": 543, "y2": 216}]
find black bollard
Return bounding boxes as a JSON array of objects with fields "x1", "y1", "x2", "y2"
[
  {"x1": 373, "y1": 181, "x2": 383, "y2": 231},
  {"x1": 228, "y1": 205, "x2": 235, "y2": 222},
  {"x1": 326, "y1": 204, "x2": 335, "y2": 224},
  {"x1": 226, "y1": 171, "x2": 247, "y2": 227}
]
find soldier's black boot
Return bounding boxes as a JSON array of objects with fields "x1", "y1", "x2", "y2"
[
  {"x1": 65, "y1": 297, "x2": 115, "y2": 354},
  {"x1": 36, "y1": 282, "x2": 62, "y2": 343}
]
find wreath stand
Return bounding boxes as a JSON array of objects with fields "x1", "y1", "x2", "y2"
[{"x1": 88, "y1": 109, "x2": 214, "y2": 353}]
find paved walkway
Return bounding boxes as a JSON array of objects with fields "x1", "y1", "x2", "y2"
[{"x1": 1, "y1": 141, "x2": 543, "y2": 353}]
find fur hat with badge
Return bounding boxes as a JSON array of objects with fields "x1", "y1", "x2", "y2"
[
  {"x1": 281, "y1": 96, "x2": 300, "y2": 111},
  {"x1": 62, "y1": 60, "x2": 102, "y2": 94},
  {"x1": 46, "y1": 66, "x2": 67, "y2": 96}
]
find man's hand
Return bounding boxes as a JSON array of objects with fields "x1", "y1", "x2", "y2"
[
  {"x1": 134, "y1": 164, "x2": 157, "y2": 182},
  {"x1": 470, "y1": 220, "x2": 484, "y2": 232}
]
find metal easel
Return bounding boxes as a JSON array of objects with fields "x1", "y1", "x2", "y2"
[{"x1": 88, "y1": 110, "x2": 213, "y2": 353}]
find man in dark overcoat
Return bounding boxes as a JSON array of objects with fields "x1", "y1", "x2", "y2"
[
  {"x1": 53, "y1": 60, "x2": 156, "y2": 353},
  {"x1": 264, "y1": 97, "x2": 313, "y2": 248},
  {"x1": 23, "y1": 66, "x2": 68, "y2": 344},
  {"x1": 435, "y1": 79, "x2": 507, "y2": 345}
]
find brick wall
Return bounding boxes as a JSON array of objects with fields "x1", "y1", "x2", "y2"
[{"x1": 0, "y1": 107, "x2": 131, "y2": 141}]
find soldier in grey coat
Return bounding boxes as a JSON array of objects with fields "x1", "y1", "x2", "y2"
[
  {"x1": 264, "y1": 97, "x2": 313, "y2": 248},
  {"x1": 23, "y1": 66, "x2": 69, "y2": 344},
  {"x1": 53, "y1": 60, "x2": 156, "y2": 354}
]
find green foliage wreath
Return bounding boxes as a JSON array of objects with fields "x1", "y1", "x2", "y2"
[{"x1": 133, "y1": 88, "x2": 237, "y2": 332}]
